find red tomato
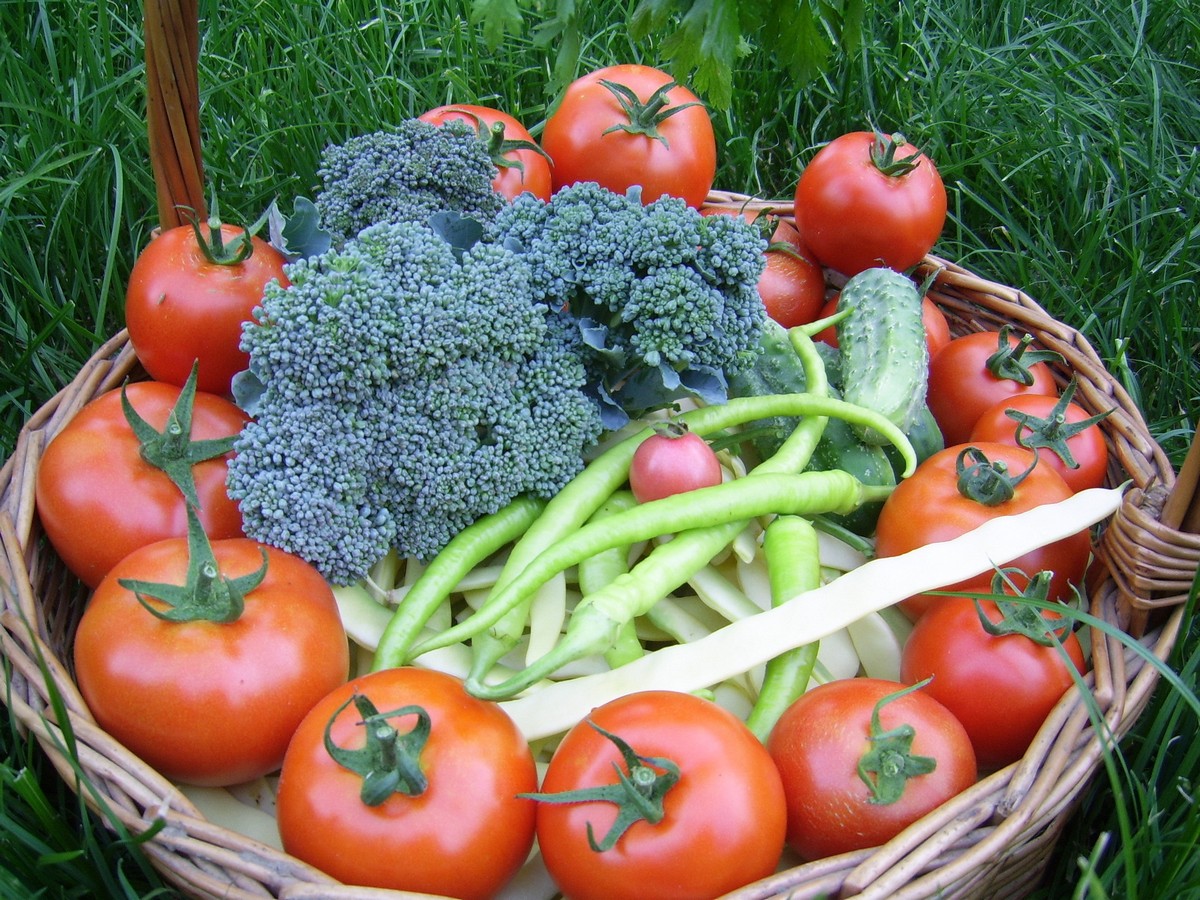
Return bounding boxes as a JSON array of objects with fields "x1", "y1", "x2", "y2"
[
  {"x1": 541, "y1": 64, "x2": 717, "y2": 208},
  {"x1": 794, "y1": 131, "x2": 947, "y2": 277},
  {"x1": 901, "y1": 595, "x2": 1087, "y2": 768},
  {"x1": 874, "y1": 442, "x2": 1091, "y2": 620},
  {"x1": 629, "y1": 423, "x2": 723, "y2": 503},
  {"x1": 73, "y1": 535, "x2": 348, "y2": 786},
  {"x1": 921, "y1": 296, "x2": 953, "y2": 358},
  {"x1": 419, "y1": 103, "x2": 552, "y2": 201},
  {"x1": 759, "y1": 219, "x2": 826, "y2": 327},
  {"x1": 532, "y1": 690, "x2": 786, "y2": 900},
  {"x1": 969, "y1": 389, "x2": 1110, "y2": 493},
  {"x1": 927, "y1": 327, "x2": 1061, "y2": 446},
  {"x1": 767, "y1": 678, "x2": 976, "y2": 860},
  {"x1": 276, "y1": 668, "x2": 537, "y2": 899},
  {"x1": 35, "y1": 380, "x2": 247, "y2": 588},
  {"x1": 125, "y1": 221, "x2": 290, "y2": 394},
  {"x1": 814, "y1": 292, "x2": 951, "y2": 359}
]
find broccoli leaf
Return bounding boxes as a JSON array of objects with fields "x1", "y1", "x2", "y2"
[
  {"x1": 230, "y1": 365, "x2": 268, "y2": 418},
  {"x1": 267, "y1": 196, "x2": 332, "y2": 262},
  {"x1": 429, "y1": 210, "x2": 485, "y2": 260}
]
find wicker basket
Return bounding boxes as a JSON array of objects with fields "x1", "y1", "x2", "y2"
[{"x1": 2, "y1": 4, "x2": 1199, "y2": 899}]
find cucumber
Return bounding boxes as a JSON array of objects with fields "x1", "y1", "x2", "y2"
[
  {"x1": 726, "y1": 320, "x2": 892, "y2": 535},
  {"x1": 883, "y1": 402, "x2": 944, "y2": 480},
  {"x1": 837, "y1": 267, "x2": 929, "y2": 445},
  {"x1": 806, "y1": 414, "x2": 895, "y2": 536}
]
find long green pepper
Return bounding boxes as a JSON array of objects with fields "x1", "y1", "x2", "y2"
[
  {"x1": 448, "y1": 332, "x2": 917, "y2": 698},
  {"x1": 413, "y1": 468, "x2": 892, "y2": 659},
  {"x1": 575, "y1": 491, "x2": 644, "y2": 668},
  {"x1": 372, "y1": 496, "x2": 545, "y2": 671},
  {"x1": 464, "y1": 383, "x2": 841, "y2": 682}
]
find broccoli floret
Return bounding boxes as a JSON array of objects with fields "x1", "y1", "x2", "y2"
[
  {"x1": 227, "y1": 220, "x2": 603, "y2": 585},
  {"x1": 489, "y1": 183, "x2": 768, "y2": 428},
  {"x1": 315, "y1": 120, "x2": 505, "y2": 244}
]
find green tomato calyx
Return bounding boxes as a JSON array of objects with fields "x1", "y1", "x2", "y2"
[
  {"x1": 869, "y1": 132, "x2": 923, "y2": 178},
  {"x1": 857, "y1": 679, "x2": 938, "y2": 805},
  {"x1": 323, "y1": 692, "x2": 431, "y2": 806},
  {"x1": 519, "y1": 720, "x2": 681, "y2": 851},
  {"x1": 179, "y1": 193, "x2": 263, "y2": 266},
  {"x1": 122, "y1": 361, "x2": 237, "y2": 509},
  {"x1": 955, "y1": 445, "x2": 1039, "y2": 506},
  {"x1": 1002, "y1": 378, "x2": 1112, "y2": 468},
  {"x1": 985, "y1": 324, "x2": 1064, "y2": 386},
  {"x1": 599, "y1": 79, "x2": 702, "y2": 149},
  {"x1": 976, "y1": 569, "x2": 1075, "y2": 648},
  {"x1": 483, "y1": 119, "x2": 552, "y2": 174},
  {"x1": 118, "y1": 506, "x2": 265, "y2": 624}
]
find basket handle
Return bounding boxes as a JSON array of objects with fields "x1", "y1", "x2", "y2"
[
  {"x1": 144, "y1": 0, "x2": 206, "y2": 229},
  {"x1": 1163, "y1": 424, "x2": 1200, "y2": 534}
]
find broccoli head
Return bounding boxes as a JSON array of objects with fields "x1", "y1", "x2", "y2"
[
  {"x1": 227, "y1": 219, "x2": 603, "y2": 585},
  {"x1": 489, "y1": 182, "x2": 768, "y2": 428},
  {"x1": 315, "y1": 119, "x2": 505, "y2": 244}
]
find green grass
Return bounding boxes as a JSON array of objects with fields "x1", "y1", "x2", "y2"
[{"x1": 2, "y1": 0, "x2": 1198, "y2": 896}]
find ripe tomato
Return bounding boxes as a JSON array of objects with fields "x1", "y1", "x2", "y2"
[
  {"x1": 793, "y1": 131, "x2": 947, "y2": 277},
  {"x1": 125, "y1": 220, "x2": 289, "y2": 394},
  {"x1": 759, "y1": 219, "x2": 826, "y2": 328},
  {"x1": 531, "y1": 690, "x2": 786, "y2": 900},
  {"x1": 541, "y1": 64, "x2": 716, "y2": 208},
  {"x1": 767, "y1": 678, "x2": 976, "y2": 860},
  {"x1": 35, "y1": 380, "x2": 247, "y2": 588},
  {"x1": 419, "y1": 103, "x2": 552, "y2": 201},
  {"x1": 969, "y1": 386, "x2": 1110, "y2": 493},
  {"x1": 874, "y1": 442, "x2": 1091, "y2": 620},
  {"x1": 927, "y1": 327, "x2": 1062, "y2": 446},
  {"x1": 73, "y1": 533, "x2": 349, "y2": 786},
  {"x1": 920, "y1": 296, "x2": 953, "y2": 359},
  {"x1": 814, "y1": 292, "x2": 951, "y2": 359},
  {"x1": 629, "y1": 422, "x2": 723, "y2": 503},
  {"x1": 901, "y1": 593, "x2": 1087, "y2": 768},
  {"x1": 276, "y1": 668, "x2": 537, "y2": 900}
]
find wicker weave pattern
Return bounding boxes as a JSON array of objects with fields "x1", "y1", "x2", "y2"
[{"x1": 0, "y1": 14, "x2": 1196, "y2": 898}]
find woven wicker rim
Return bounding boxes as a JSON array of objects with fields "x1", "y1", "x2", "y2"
[{"x1": 0, "y1": 222, "x2": 1191, "y2": 898}]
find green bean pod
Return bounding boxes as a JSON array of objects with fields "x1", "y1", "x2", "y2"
[
  {"x1": 465, "y1": 384, "x2": 912, "y2": 677},
  {"x1": 744, "y1": 515, "x2": 823, "y2": 741},
  {"x1": 433, "y1": 469, "x2": 893, "y2": 699}
]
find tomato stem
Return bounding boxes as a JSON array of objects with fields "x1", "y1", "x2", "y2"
[
  {"x1": 519, "y1": 720, "x2": 680, "y2": 852},
  {"x1": 121, "y1": 362, "x2": 237, "y2": 509},
  {"x1": 117, "y1": 506, "x2": 266, "y2": 624},
  {"x1": 856, "y1": 679, "x2": 938, "y2": 805},
  {"x1": 179, "y1": 194, "x2": 257, "y2": 266},
  {"x1": 954, "y1": 445, "x2": 1039, "y2": 506},
  {"x1": 975, "y1": 569, "x2": 1075, "y2": 647},
  {"x1": 598, "y1": 79, "x2": 702, "y2": 149},
  {"x1": 322, "y1": 693, "x2": 431, "y2": 806},
  {"x1": 985, "y1": 324, "x2": 1065, "y2": 386},
  {"x1": 869, "y1": 132, "x2": 923, "y2": 178},
  {"x1": 484, "y1": 119, "x2": 553, "y2": 173},
  {"x1": 1002, "y1": 377, "x2": 1112, "y2": 468}
]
